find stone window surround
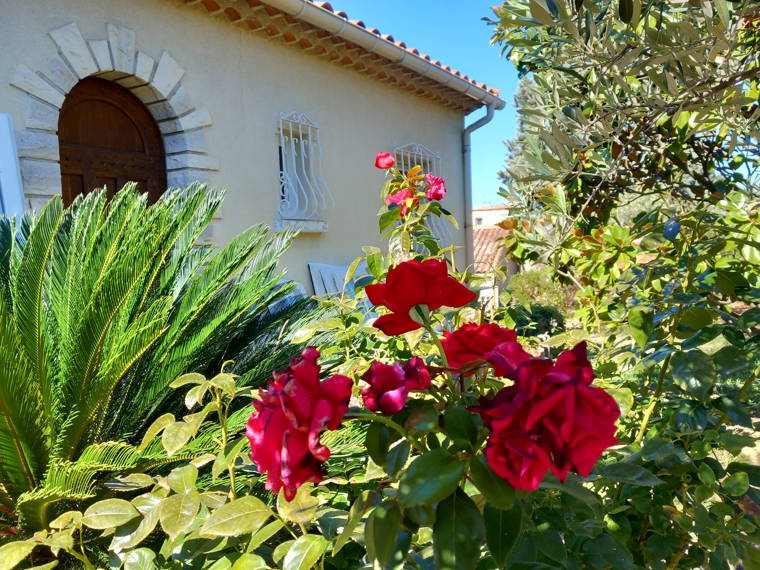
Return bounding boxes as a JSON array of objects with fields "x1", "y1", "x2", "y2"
[{"x1": 9, "y1": 21, "x2": 218, "y2": 216}]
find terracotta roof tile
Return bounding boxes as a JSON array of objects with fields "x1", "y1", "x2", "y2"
[
  {"x1": 304, "y1": 0, "x2": 500, "y2": 96},
  {"x1": 473, "y1": 226, "x2": 509, "y2": 274}
]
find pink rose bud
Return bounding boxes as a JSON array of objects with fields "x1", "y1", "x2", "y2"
[{"x1": 375, "y1": 152, "x2": 395, "y2": 169}]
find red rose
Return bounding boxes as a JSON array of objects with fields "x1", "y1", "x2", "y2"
[
  {"x1": 442, "y1": 323, "x2": 517, "y2": 374},
  {"x1": 472, "y1": 342, "x2": 620, "y2": 490},
  {"x1": 425, "y1": 173, "x2": 447, "y2": 200},
  {"x1": 246, "y1": 347, "x2": 353, "y2": 500},
  {"x1": 361, "y1": 357, "x2": 431, "y2": 414},
  {"x1": 366, "y1": 259, "x2": 477, "y2": 336},
  {"x1": 375, "y1": 151, "x2": 395, "y2": 169},
  {"x1": 385, "y1": 188, "x2": 417, "y2": 216},
  {"x1": 485, "y1": 434, "x2": 554, "y2": 491},
  {"x1": 484, "y1": 340, "x2": 535, "y2": 379},
  {"x1": 402, "y1": 357, "x2": 431, "y2": 390}
]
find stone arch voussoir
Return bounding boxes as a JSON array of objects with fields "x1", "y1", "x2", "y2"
[{"x1": 9, "y1": 21, "x2": 218, "y2": 213}]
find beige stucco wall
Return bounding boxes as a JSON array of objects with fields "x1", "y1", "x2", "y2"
[{"x1": 0, "y1": 0, "x2": 467, "y2": 290}]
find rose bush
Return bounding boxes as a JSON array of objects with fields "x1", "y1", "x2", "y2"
[{"x1": 7, "y1": 157, "x2": 751, "y2": 570}]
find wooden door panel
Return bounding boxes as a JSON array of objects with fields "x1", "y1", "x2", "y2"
[{"x1": 58, "y1": 78, "x2": 166, "y2": 206}]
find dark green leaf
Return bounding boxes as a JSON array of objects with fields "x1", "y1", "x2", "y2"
[
  {"x1": 618, "y1": 0, "x2": 633, "y2": 23},
  {"x1": 441, "y1": 406, "x2": 479, "y2": 451},
  {"x1": 598, "y1": 463, "x2": 663, "y2": 486},
  {"x1": 628, "y1": 308, "x2": 653, "y2": 349},
  {"x1": 379, "y1": 209, "x2": 400, "y2": 234},
  {"x1": 739, "y1": 308, "x2": 760, "y2": 329},
  {"x1": 433, "y1": 489, "x2": 484, "y2": 570},
  {"x1": 723, "y1": 472, "x2": 750, "y2": 496},
  {"x1": 484, "y1": 502, "x2": 522, "y2": 567},
  {"x1": 333, "y1": 491, "x2": 370, "y2": 555},
  {"x1": 719, "y1": 432, "x2": 755, "y2": 455},
  {"x1": 366, "y1": 423, "x2": 392, "y2": 467},
  {"x1": 583, "y1": 533, "x2": 633, "y2": 569},
  {"x1": 404, "y1": 405, "x2": 438, "y2": 433},
  {"x1": 713, "y1": 345, "x2": 752, "y2": 377},
  {"x1": 398, "y1": 450, "x2": 464, "y2": 508},
  {"x1": 540, "y1": 474, "x2": 601, "y2": 506},
  {"x1": 468, "y1": 454, "x2": 515, "y2": 509},
  {"x1": 367, "y1": 500, "x2": 403, "y2": 567},
  {"x1": 670, "y1": 350, "x2": 716, "y2": 400},
  {"x1": 727, "y1": 462, "x2": 760, "y2": 487},
  {"x1": 385, "y1": 440, "x2": 410, "y2": 479},
  {"x1": 713, "y1": 396, "x2": 753, "y2": 428}
]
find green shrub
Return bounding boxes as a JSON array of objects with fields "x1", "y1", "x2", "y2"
[
  {"x1": 507, "y1": 267, "x2": 578, "y2": 320},
  {"x1": 0, "y1": 185, "x2": 316, "y2": 531},
  {"x1": 514, "y1": 303, "x2": 565, "y2": 337}
]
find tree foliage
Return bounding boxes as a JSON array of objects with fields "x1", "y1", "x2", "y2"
[{"x1": 491, "y1": 0, "x2": 760, "y2": 224}]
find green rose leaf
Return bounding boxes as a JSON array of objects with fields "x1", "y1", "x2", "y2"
[
  {"x1": 110, "y1": 507, "x2": 160, "y2": 551},
  {"x1": 468, "y1": 454, "x2": 515, "y2": 509},
  {"x1": 282, "y1": 534, "x2": 329, "y2": 570},
  {"x1": 366, "y1": 500, "x2": 404, "y2": 567},
  {"x1": 104, "y1": 473, "x2": 155, "y2": 492},
  {"x1": 433, "y1": 488, "x2": 485, "y2": 570},
  {"x1": 170, "y1": 372, "x2": 206, "y2": 388},
  {"x1": 231, "y1": 553, "x2": 268, "y2": 569},
  {"x1": 484, "y1": 502, "x2": 523, "y2": 568},
  {"x1": 598, "y1": 463, "x2": 663, "y2": 486},
  {"x1": 398, "y1": 449, "x2": 464, "y2": 508},
  {"x1": 0, "y1": 541, "x2": 36, "y2": 570},
  {"x1": 209, "y1": 372, "x2": 237, "y2": 396},
  {"x1": 712, "y1": 345, "x2": 752, "y2": 377},
  {"x1": 727, "y1": 462, "x2": 760, "y2": 487},
  {"x1": 583, "y1": 533, "x2": 634, "y2": 569},
  {"x1": 628, "y1": 308, "x2": 653, "y2": 349},
  {"x1": 385, "y1": 440, "x2": 410, "y2": 479},
  {"x1": 277, "y1": 483, "x2": 319, "y2": 524},
  {"x1": 123, "y1": 548, "x2": 157, "y2": 570},
  {"x1": 405, "y1": 405, "x2": 439, "y2": 433},
  {"x1": 441, "y1": 406, "x2": 479, "y2": 451},
  {"x1": 159, "y1": 490, "x2": 201, "y2": 538},
  {"x1": 167, "y1": 464, "x2": 198, "y2": 494},
  {"x1": 366, "y1": 422, "x2": 392, "y2": 467},
  {"x1": 723, "y1": 472, "x2": 750, "y2": 497},
  {"x1": 273, "y1": 540, "x2": 295, "y2": 566},
  {"x1": 162, "y1": 421, "x2": 196, "y2": 456},
  {"x1": 670, "y1": 350, "x2": 716, "y2": 400},
  {"x1": 200, "y1": 496, "x2": 272, "y2": 537},
  {"x1": 333, "y1": 491, "x2": 371, "y2": 555},
  {"x1": 82, "y1": 498, "x2": 141, "y2": 529}
]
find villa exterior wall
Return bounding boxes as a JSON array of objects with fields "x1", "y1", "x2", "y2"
[{"x1": 0, "y1": 0, "x2": 467, "y2": 289}]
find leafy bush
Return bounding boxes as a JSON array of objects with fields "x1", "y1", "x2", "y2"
[
  {"x1": 3, "y1": 161, "x2": 758, "y2": 570},
  {"x1": 513, "y1": 303, "x2": 565, "y2": 337},
  {"x1": 507, "y1": 266, "x2": 577, "y2": 317},
  {"x1": 0, "y1": 184, "x2": 313, "y2": 531}
]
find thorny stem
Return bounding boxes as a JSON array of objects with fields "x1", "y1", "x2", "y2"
[{"x1": 635, "y1": 354, "x2": 672, "y2": 445}]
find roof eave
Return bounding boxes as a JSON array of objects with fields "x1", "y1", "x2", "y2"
[{"x1": 262, "y1": 0, "x2": 506, "y2": 111}]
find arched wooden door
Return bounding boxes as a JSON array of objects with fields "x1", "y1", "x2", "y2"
[{"x1": 58, "y1": 77, "x2": 166, "y2": 205}]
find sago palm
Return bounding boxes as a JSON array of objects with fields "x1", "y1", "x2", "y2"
[{"x1": 0, "y1": 184, "x2": 305, "y2": 529}]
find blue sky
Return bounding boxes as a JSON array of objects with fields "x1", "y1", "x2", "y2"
[{"x1": 337, "y1": 1, "x2": 519, "y2": 205}]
